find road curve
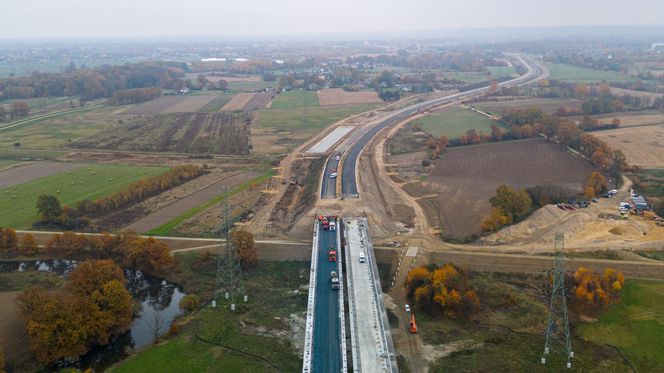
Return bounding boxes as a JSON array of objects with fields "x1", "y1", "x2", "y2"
[{"x1": 326, "y1": 55, "x2": 544, "y2": 199}]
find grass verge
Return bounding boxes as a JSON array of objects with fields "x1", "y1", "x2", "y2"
[{"x1": 410, "y1": 107, "x2": 504, "y2": 139}]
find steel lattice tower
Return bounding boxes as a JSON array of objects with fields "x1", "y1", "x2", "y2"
[
  {"x1": 214, "y1": 187, "x2": 244, "y2": 302},
  {"x1": 542, "y1": 233, "x2": 573, "y2": 368}
]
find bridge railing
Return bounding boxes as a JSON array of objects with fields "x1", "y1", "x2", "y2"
[{"x1": 302, "y1": 220, "x2": 320, "y2": 373}]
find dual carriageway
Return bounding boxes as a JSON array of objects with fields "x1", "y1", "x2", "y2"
[{"x1": 303, "y1": 55, "x2": 545, "y2": 372}]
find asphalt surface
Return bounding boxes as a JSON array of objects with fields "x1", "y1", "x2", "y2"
[
  {"x1": 330, "y1": 55, "x2": 544, "y2": 198},
  {"x1": 320, "y1": 153, "x2": 341, "y2": 199},
  {"x1": 311, "y1": 223, "x2": 343, "y2": 372}
]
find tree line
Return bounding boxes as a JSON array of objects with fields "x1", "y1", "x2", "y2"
[
  {"x1": 17, "y1": 259, "x2": 133, "y2": 365},
  {"x1": 0, "y1": 61, "x2": 188, "y2": 102},
  {"x1": 108, "y1": 87, "x2": 161, "y2": 106},
  {"x1": 571, "y1": 267, "x2": 624, "y2": 316}
]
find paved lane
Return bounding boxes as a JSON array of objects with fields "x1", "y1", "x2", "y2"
[{"x1": 311, "y1": 224, "x2": 343, "y2": 372}]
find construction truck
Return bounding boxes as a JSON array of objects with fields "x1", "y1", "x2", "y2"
[
  {"x1": 321, "y1": 216, "x2": 329, "y2": 230},
  {"x1": 328, "y1": 245, "x2": 337, "y2": 262},
  {"x1": 330, "y1": 271, "x2": 340, "y2": 290},
  {"x1": 409, "y1": 313, "x2": 418, "y2": 334}
]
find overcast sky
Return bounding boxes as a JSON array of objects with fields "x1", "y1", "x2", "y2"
[{"x1": 2, "y1": 0, "x2": 664, "y2": 39}]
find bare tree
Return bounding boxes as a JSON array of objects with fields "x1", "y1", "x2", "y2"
[{"x1": 146, "y1": 311, "x2": 164, "y2": 343}]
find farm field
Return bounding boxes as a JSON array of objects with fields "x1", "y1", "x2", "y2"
[
  {"x1": 578, "y1": 280, "x2": 664, "y2": 372},
  {"x1": 0, "y1": 160, "x2": 20, "y2": 170},
  {"x1": 441, "y1": 71, "x2": 489, "y2": 84},
  {"x1": 0, "y1": 148, "x2": 65, "y2": 161},
  {"x1": 252, "y1": 104, "x2": 379, "y2": 154},
  {"x1": 0, "y1": 106, "x2": 123, "y2": 149},
  {"x1": 473, "y1": 98, "x2": 583, "y2": 115},
  {"x1": 485, "y1": 65, "x2": 517, "y2": 77},
  {"x1": 271, "y1": 90, "x2": 319, "y2": 109},
  {"x1": 0, "y1": 164, "x2": 168, "y2": 228},
  {"x1": 410, "y1": 106, "x2": 505, "y2": 139},
  {"x1": 160, "y1": 94, "x2": 217, "y2": 113},
  {"x1": 595, "y1": 124, "x2": 664, "y2": 168},
  {"x1": 317, "y1": 88, "x2": 382, "y2": 106},
  {"x1": 547, "y1": 63, "x2": 632, "y2": 83},
  {"x1": 221, "y1": 92, "x2": 256, "y2": 111},
  {"x1": 0, "y1": 162, "x2": 79, "y2": 188},
  {"x1": 243, "y1": 92, "x2": 274, "y2": 110},
  {"x1": 590, "y1": 112, "x2": 664, "y2": 127},
  {"x1": 71, "y1": 112, "x2": 251, "y2": 154},
  {"x1": 126, "y1": 170, "x2": 262, "y2": 233},
  {"x1": 123, "y1": 95, "x2": 223, "y2": 115},
  {"x1": 196, "y1": 94, "x2": 234, "y2": 112},
  {"x1": 610, "y1": 87, "x2": 664, "y2": 101},
  {"x1": 412, "y1": 139, "x2": 597, "y2": 240},
  {"x1": 227, "y1": 80, "x2": 275, "y2": 92}
]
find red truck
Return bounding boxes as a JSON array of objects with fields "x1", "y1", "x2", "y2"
[{"x1": 328, "y1": 245, "x2": 337, "y2": 262}]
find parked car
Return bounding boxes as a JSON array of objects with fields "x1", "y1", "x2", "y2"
[
  {"x1": 404, "y1": 304, "x2": 411, "y2": 313},
  {"x1": 591, "y1": 198, "x2": 599, "y2": 203},
  {"x1": 330, "y1": 172, "x2": 337, "y2": 178}
]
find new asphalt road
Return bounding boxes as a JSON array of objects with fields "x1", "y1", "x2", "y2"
[
  {"x1": 318, "y1": 55, "x2": 545, "y2": 199},
  {"x1": 311, "y1": 223, "x2": 343, "y2": 371}
]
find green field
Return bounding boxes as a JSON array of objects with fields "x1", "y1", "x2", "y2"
[
  {"x1": 441, "y1": 71, "x2": 489, "y2": 84},
  {"x1": 579, "y1": 280, "x2": 664, "y2": 372},
  {"x1": 255, "y1": 104, "x2": 378, "y2": 132},
  {"x1": 0, "y1": 164, "x2": 168, "y2": 228},
  {"x1": 410, "y1": 107, "x2": 504, "y2": 139},
  {"x1": 547, "y1": 63, "x2": 632, "y2": 83},
  {"x1": 486, "y1": 65, "x2": 517, "y2": 77},
  {"x1": 0, "y1": 105, "x2": 113, "y2": 149},
  {"x1": 110, "y1": 259, "x2": 307, "y2": 373},
  {"x1": 227, "y1": 81, "x2": 276, "y2": 92},
  {"x1": 270, "y1": 90, "x2": 319, "y2": 109}
]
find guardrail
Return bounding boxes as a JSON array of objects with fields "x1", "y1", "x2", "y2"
[
  {"x1": 302, "y1": 220, "x2": 320, "y2": 373},
  {"x1": 337, "y1": 220, "x2": 348, "y2": 373}
]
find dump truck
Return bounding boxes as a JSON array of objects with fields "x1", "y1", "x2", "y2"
[
  {"x1": 330, "y1": 271, "x2": 340, "y2": 290},
  {"x1": 328, "y1": 245, "x2": 337, "y2": 262}
]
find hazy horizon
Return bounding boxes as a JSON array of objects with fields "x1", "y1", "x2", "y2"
[{"x1": 2, "y1": 0, "x2": 664, "y2": 39}]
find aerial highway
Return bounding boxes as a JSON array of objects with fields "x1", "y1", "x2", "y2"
[{"x1": 319, "y1": 54, "x2": 545, "y2": 199}]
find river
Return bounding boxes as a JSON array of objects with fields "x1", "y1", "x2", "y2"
[{"x1": 0, "y1": 260, "x2": 186, "y2": 371}]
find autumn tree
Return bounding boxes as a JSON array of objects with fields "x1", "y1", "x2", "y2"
[
  {"x1": 20, "y1": 233, "x2": 38, "y2": 256},
  {"x1": 17, "y1": 260, "x2": 133, "y2": 365},
  {"x1": 1, "y1": 227, "x2": 18, "y2": 257},
  {"x1": 480, "y1": 207, "x2": 509, "y2": 232},
  {"x1": 230, "y1": 229, "x2": 258, "y2": 268},
  {"x1": 571, "y1": 267, "x2": 624, "y2": 316},
  {"x1": 490, "y1": 124, "x2": 503, "y2": 141},
  {"x1": 405, "y1": 263, "x2": 479, "y2": 319},
  {"x1": 584, "y1": 172, "x2": 608, "y2": 199},
  {"x1": 10, "y1": 102, "x2": 29, "y2": 119},
  {"x1": 489, "y1": 184, "x2": 532, "y2": 224}
]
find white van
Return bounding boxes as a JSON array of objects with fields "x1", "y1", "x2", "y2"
[{"x1": 359, "y1": 252, "x2": 366, "y2": 263}]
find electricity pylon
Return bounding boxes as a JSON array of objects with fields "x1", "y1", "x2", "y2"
[
  {"x1": 214, "y1": 186, "x2": 244, "y2": 303},
  {"x1": 542, "y1": 233, "x2": 573, "y2": 368}
]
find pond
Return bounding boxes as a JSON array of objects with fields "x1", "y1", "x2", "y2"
[{"x1": 0, "y1": 260, "x2": 186, "y2": 371}]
